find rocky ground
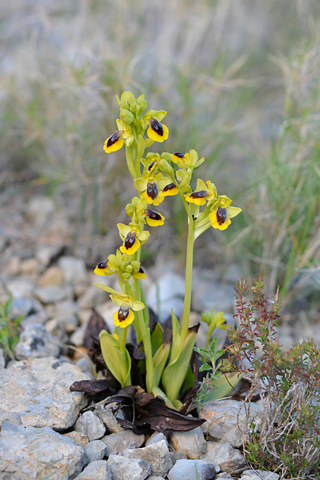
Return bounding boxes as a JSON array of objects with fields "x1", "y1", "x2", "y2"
[{"x1": 0, "y1": 189, "x2": 316, "y2": 479}]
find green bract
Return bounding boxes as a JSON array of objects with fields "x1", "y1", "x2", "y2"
[{"x1": 95, "y1": 91, "x2": 242, "y2": 409}]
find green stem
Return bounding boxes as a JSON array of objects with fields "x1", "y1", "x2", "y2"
[
  {"x1": 120, "y1": 325, "x2": 128, "y2": 352},
  {"x1": 181, "y1": 218, "x2": 195, "y2": 343},
  {"x1": 125, "y1": 145, "x2": 138, "y2": 180}
]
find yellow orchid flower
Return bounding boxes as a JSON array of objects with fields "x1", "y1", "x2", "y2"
[
  {"x1": 118, "y1": 223, "x2": 150, "y2": 255},
  {"x1": 209, "y1": 195, "x2": 242, "y2": 231},
  {"x1": 110, "y1": 293, "x2": 145, "y2": 328}
]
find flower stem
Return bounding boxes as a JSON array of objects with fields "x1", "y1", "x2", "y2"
[
  {"x1": 120, "y1": 325, "x2": 128, "y2": 352},
  {"x1": 181, "y1": 218, "x2": 195, "y2": 343}
]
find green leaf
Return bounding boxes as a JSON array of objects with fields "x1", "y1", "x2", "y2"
[
  {"x1": 151, "y1": 322, "x2": 164, "y2": 356},
  {"x1": 194, "y1": 346, "x2": 210, "y2": 358},
  {"x1": 170, "y1": 310, "x2": 181, "y2": 363},
  {"x1": 162, "y1": 327, "x2": 197, "y2": 404},
  {"x1": 181, "y1": 365, "x2": 195, "y2": 393},
  {"x1": 152, "y1": 342, "x2": 170, "y2": 390},
  {"x1": 209, "y1": 336, "x2": 219, "y2": 355},
  {"x1": 99, "y1": 330, "x2": 131, "y2": 387},
  {"x1": 152, "y1": 386, "x2": 176, "y2": 409},
  {"x1": 143, "y1": 327, "x2": 155, "y2": 393},
  {"x1": 199, "y1": 363, "x2": 211, "y2": 372},
  {"x1": 204, "y1": 372, "x2": 241, "y2": 401}
]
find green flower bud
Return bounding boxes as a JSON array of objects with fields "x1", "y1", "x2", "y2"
[
  {"x1": 126, "y1": 265, "x2": 133, "y2": 273},
  {"x1": 131, "y1": 261, "x2": 140, "y2": 272},
  {"x1": 125, "y1": 204, "x2": 135, "y2": 217},
  {"x1": 120, "y1": 109, "x2": 134, "y2": 124},
  {"x1": 120, "y1": 101, "x2": 130, "y2": 110},
  {"x1": 134, "y1": 105, "x2": 141, "y2": 116},
  {"x1": 127, "y1": 95, "x2": 135, "y2": 105},
  {"x1": 160, "y1": 152, "x2": 172, "y2": 162},
  {"x1": 158, "y1": 159, "x2": 174, "y2": 179},
  {"x1": 122, "y1": 272, "x2": 131, "y2": 280},
  {"x1": 120, "y1": 260, "x2": 129, "y2": 271},
  {"x1": 137, "y1": 95, "x2": 147, "y2": 112}
]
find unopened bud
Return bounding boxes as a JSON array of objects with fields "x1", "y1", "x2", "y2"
[
  {"x1": 120, "y1": 260, "x2": 128, "y2": 271},
  {"x1": 158, "y1": 159, "x2": 174, "y2": 179},
  {"x1": 120, "y1": 109, "x2": 134, "y2": 124},
  {"x1": 131, "y1": 261, "x2": 140, "y2": 272},
  {"x1": 125, "y1": 204, "x2": 135, "y2": 217},
  {"x1": 160, "y1": 152, "x2": 172, "y2": 162},
  {"x1": 138, "y1": 98, "x2": 147, "y2": 111}
]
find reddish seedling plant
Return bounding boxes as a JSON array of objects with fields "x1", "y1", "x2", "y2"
[{"x1": 222, "y1": 278, "x2": 320, "y2": 479}]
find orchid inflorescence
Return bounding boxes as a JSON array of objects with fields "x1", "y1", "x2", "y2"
[{"x1": 94, "y1": 91, "x2": 241, "y2": 409}]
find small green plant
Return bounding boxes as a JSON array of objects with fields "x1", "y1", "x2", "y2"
[
  {"x1": 94, "y1": 91, "x2": 242, "y2": 410},
  {"x1": 223, "y1": 278, "x2": 320, "y2": 479},
  {"x1": 0, "y1": 296, "x2": 24, "y2": 360},
  {"x1": 194, "y1": 310, "x2": 241, "y2": 407},
  {"x1": 194, "y1": 337, "x2": 224, "y2": 408}
]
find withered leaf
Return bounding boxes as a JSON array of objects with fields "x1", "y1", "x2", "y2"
[
  {"x1": 70, "y1": 378, "x2": 119, "y2": 399},
  {"x1": 126, "y1": 345, "x2": 145, "y2": 389},
  {"x1": 103, "y1": 386, "x2": 205, "y2": 435},
  {"x1": 126, "y1": 343, "x2": 145, "y2": 361},
  {"x1": 83, "y1": 309, "x2": 108, "y2": 350}
]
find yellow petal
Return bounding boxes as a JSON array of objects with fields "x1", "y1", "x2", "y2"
[
  {"x1": 185, "y1": 191, "x2": 209, "y2": 206},
  {"x1": 170, "y1": 152, "x2": 185, "y2": 164},
  {"x1": 103, "y1": 132, "x2": 124, "y2": 153},
  {"x1": 145, "y1": 208, "x2": 165, "y2": 226},
  {"x1": 132, "y1": 270, "x2": 147, "y2": 279},
  {"x1": 94, "y1": 261, "x2": 109, "y2": 276},
  {"x1": 147, "y1": 120, "x2": 169, "y2": 143},
  {"x1": 162, "y1": 183, "x2": 178, "y2": 197}
]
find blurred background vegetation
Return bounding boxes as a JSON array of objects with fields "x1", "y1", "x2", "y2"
[{"x1": 0, "y1": 0, "x2": 319, "y2": 318}]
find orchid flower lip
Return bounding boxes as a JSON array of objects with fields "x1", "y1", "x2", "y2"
[
  {"x1": 118, "y1": 304, "x2": 130, "y2": 321},
  {"x1": 147, "y1": 182, "x2": 159, "y2": 200},
  {"x1": 150, "y1": 118, "x2": 164, "y2": 136},
  {"x1": 107, "y1": 131, "x2": 123, "y2": 148},
  {"x1": 190, "y1": 190, "x2": 209, "y2": 199},
  {"x1": 145, "y1": 208, "x2": 161, "y2": 221},
  {"x1": 97, "y1": 260, "x2": 108, "y2": 269},
  {"x1": 125, "y1": 231, "x2": 136, "y2": 249},
  {"x1": 216, "y1": 206, "x2": 228, "y2": 225},
  {"x1": 163, "y1": 182, "x2": 176, "y2": 192}
]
